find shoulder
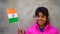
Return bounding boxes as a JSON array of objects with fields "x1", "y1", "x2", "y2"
[
  {"x1": 26, "y1": 23, "x2": 38, "y2": 33},
  {"x1": 50, "y1": 26, "x2": 58, "y2": 31},
  {"x1": 49, "y1": 25, "x2": 59, "y2": 34},
  {"x1": 27, "y1": 25, "x2": 35, "y2": 31},
  {"x1": 25, "y1": 25, "x2": 36, "y2": 34}
]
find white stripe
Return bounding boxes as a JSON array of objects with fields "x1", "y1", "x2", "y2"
[{"x1": 8, "y1": 13, "x2": 18, "y2": 18}]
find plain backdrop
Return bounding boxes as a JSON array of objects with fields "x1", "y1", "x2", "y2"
[{"x1": 0, "y1": 0, "x2": 60, "y2": 34}]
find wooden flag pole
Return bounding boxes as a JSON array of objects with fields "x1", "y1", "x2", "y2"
[{"x1": 18, "y1": 21, "x2": 20, "y2": 29}]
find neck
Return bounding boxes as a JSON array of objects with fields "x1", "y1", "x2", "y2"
[
  {"x1": 40, "y1": 24, "x2": 45, "y2": 28},
  {"x1": 37, "y1": 22, "x2": 47, "y2": 28}
]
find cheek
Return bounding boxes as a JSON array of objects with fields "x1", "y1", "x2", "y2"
[
  {"x1": 42, "y1": 18, "x2": 46, "y2": 23},
  {"x1": 36, "y1": 18, "x2": 39, "y2": 21},
  {"x1": 36, "y1": 17, "x2": 46, "y2": 21}
]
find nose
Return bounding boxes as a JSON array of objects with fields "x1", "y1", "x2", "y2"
[{"x1": 39, "y1": 17, "x2": 42, "y2": 20}]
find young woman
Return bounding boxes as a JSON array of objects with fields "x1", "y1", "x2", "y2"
[{"x1": 18, "y1": 7, "x2": 59, "y2": 34}]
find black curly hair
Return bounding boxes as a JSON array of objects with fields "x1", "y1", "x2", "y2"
[{"x1": 35, "y1": 7, "x2": 49, "y2": 19}]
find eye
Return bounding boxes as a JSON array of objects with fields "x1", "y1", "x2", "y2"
[
  {"x1": 35, "y1": 16, "x2": 39, "y2": 17},
  {"x1": 41, "y1": 15, "x2": 45, "y2": 18}
]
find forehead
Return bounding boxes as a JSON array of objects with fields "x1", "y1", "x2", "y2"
[{"x1": 38, "y1": 12, "x2": 44, "y2": 16}]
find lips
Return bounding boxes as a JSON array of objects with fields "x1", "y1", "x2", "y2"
[
  {"x1": 38, "y1": 20, "x2": 44, "y2": 22},
  {"x1": 38, "y1": 20, "x2": 44, "y2": 24}
]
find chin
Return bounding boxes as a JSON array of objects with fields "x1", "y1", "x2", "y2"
[{"x1": 39, "y1": 23, "x2": 44, "y2": 26}]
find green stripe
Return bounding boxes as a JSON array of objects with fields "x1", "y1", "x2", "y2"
[{"x1": 8, "y1": 17, "x2": 18, "y2": 24}]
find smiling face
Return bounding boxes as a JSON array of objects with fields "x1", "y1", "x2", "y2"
[{"x1": 36, "y1": 12, "x2": 47, "y2": 26}]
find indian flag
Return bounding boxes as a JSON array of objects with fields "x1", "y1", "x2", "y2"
[{"x1": 6, "y1": 8, "x2": 18, "y2": 24}]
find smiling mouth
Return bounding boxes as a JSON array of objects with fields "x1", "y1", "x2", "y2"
[
  {"x1": 39, "y1": 20, "x2": 44, "y2": 22},
  {"x1": 38, "y1": 21, "x2": 43, "y2": 23}
]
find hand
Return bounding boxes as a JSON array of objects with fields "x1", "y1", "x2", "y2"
[{"x1": 18, "y1": 28, "x2": 25, "y2": 34}]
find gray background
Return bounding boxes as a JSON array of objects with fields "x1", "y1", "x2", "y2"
[{"x1": 0, "y1": 0, "x2": 60, "y2": 34}]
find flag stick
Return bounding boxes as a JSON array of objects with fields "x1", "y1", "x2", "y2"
[{"x1": 18, "y1": 21, "x2": 20, "y2": 29}]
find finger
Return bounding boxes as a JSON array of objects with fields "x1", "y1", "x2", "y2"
[{"x1": 22, "y1": 30, "x2": 25, "y2": 34}]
